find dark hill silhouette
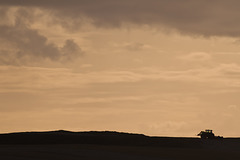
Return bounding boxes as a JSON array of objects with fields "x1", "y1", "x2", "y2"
[
  {"x1": 1, "y1": 130, "x2": 238, "y2": 148},
  {"x1": 1, "y1": 130, "x2": 240, "y2": 160},
  {"x1": 0, "y1": 130, "x2": 148, "y2": 145}
]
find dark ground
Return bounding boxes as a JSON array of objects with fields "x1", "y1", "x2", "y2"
[{"x1": 0, "y1": 130, "x2": 240, "y2": 160}]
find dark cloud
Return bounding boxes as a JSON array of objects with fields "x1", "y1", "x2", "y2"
[
  {"x1": 0, "y1": 50, "x2": 16, "y2": 65},
  {"x1": 1, "y1": 0, "x2": 240, "y2": 37},
  {"x1": 0, "y1": 8, "x2": 83, "y2": 65},
  {"x1": 61, "y1": 39, "x2": 84, "y2": 61},
  {"x1": 0, "y1": 25, "x2": 60, "y2": 60}
]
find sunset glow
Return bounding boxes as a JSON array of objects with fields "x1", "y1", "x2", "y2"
[{"x1": 1, "y1": 0, "x2": 240, "y2": 137}]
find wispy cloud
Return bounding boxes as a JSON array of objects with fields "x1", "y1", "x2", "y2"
[
  {"x1": 1, "y1": 63, "x2": 240, "y2": 93},
  {"x1": 179, "y1": 52, "x2": 212, "y2": 61}
]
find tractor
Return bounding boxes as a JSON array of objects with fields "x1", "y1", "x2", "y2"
[{"x1": 197, "y1": 129, "x2": 222, "y2": 139}]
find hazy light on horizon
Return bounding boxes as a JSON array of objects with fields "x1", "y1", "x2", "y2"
[{"x1": 0, "y1": 0, "x2": 240, "y2": 137}]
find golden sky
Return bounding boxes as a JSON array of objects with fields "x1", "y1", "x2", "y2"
[{"x1": 1, "y1": 0, "x2": 240, "y2": 137}]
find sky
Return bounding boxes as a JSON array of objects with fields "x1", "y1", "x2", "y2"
[{"x1": 1, "y1": 0, "x2": 240, "y2": 137}]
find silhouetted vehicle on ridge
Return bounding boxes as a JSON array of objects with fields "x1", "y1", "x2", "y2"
[{"x1": 198, "y1": 129, "x2": 223, "y2": 139}]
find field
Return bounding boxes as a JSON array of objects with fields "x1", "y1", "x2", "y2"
[
  {"x1": 1, "y1": 144, "x2": 240, "y2": 160},
  {"x1": 0, "y1": 131, "x2": 240, "y2": 160}
]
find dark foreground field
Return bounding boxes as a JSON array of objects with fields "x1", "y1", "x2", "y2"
[
  {"x1": 0, "y1": 130, "x2": 240, "y2": 160},
  {"x1": 1, "y1": 144, "x2": 240, "y2": 160}
]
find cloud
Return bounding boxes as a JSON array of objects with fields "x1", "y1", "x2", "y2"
[
  {"x1": 0, "y1": 24, "x2": 60, "y2": 61},
  {"x1": 1, "y1": 0, "x2": 240, "y2": 37},
  {"x1": 0, "y1": 7, "x2": 84, "y2": 65},
  {"x1": 146, "y1": 121, "x2": 187, "y2": 135},
  {"x1": 217, "y1": 63, "x2": 240, "y2": 78},
  {"x1": 2, "y1": 63, "x2": 240, "y2": 94},
  {"x1": 180, "y1": 52, "x2": 212, "y2": 61},
  {"x1": 0, "y1": 25, "x2": 83, "y2": 64},
  {"x1": 61, "y1": 39, "x2": 84, "y2": 61},
  {"x1": 124, "y1": 42, "x2": 147, "y2": 51},
  {"x1": 0, "y1": 26, "x2": 83, "y2": 64}
]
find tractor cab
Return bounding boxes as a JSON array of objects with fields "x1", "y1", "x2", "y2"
[
  {"x1": 198, "y1": 129, "x2": 215, "y2": 139},
  {"x1": 205, "y1": 129, "x2": 213, "y2": 133}
]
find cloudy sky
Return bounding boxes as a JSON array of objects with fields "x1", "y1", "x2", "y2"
[{"x1": 1, "y1": 0, "x2": 240, "y2": 137}]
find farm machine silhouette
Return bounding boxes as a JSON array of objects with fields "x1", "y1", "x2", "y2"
[{"x1": 198, "y1": 129, "x2": 223, "y2": 139}]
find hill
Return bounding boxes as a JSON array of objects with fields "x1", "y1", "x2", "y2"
[
  {"x1": 1, "y1": 130, "x2": 240, "y2": 159},
  {"x1": 0, "y1": 130, "x2": 239, "y2": 148}
]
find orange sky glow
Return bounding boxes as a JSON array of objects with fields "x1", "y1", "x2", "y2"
[{"x1": 1, "y1": 0, "x2": 240, "y2": 137}]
